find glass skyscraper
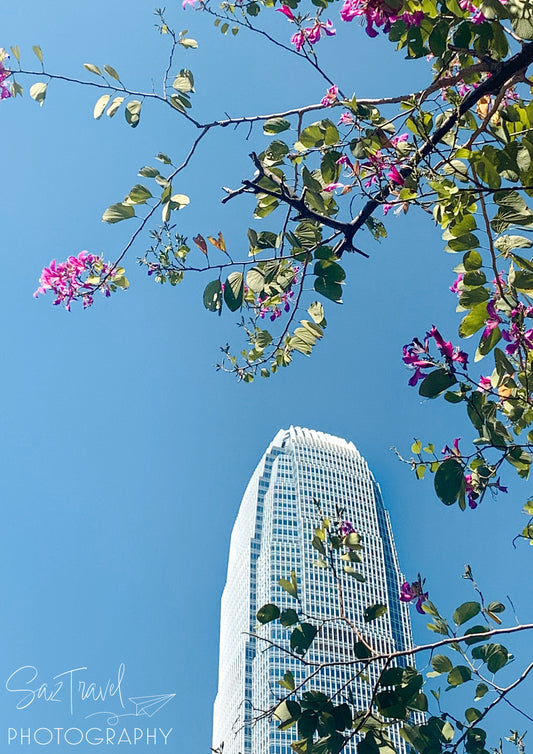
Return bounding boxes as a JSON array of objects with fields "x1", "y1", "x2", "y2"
[{"x1": 213, "y1": 427, "x2": 415, "y2": 754}]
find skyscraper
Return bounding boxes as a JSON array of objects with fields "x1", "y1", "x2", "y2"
[{"x1": 213, "y1": 427, "x2": 415, "y2": 754}]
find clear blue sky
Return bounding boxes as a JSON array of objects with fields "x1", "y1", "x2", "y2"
[{"x1": 1, "y1": 1, "x2": 531, "y2": 750}]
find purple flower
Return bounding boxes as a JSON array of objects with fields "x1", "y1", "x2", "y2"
[
  {"x1": 340, "y1": 521, "x2": 355, "y2": 536},
  {"x1": 482, "y1": 299, "x2": 501, "y2": 340},
  {"x1": 400, "y1": 576, "x2": 428, "y2": 614}
]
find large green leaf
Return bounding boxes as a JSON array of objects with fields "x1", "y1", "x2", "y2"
[
  {"x1": 257, "y1": 603, "x2": 280, "y2": 624},
  {"x1": 452, "y1": 601, "x2": 480, "y2": 626},
  {"x1": 223, "y1": 272, "x2": 244, "y2": 312},
  {"x1": 203, "y1": 279, "x2": 223, "y2": 312},
  {"x1": 459, "y1": 302, "x2": 488, "y2": 338},
  {"x1": 173, "y1": 69, "x2": 195, "y2": 92},
  {"x1": 434, "y1": 459, "x2": 463, "y2": 505},
  {"x1": 447, "y1": 665, "x2": 471, "y2": 686},
  {"x1": 431, "y1": 654, "x2": 453, "y2": 673},
  {"x1": 264, "y1": 117, "x2": 290, "y2": 134},
  {"x1": 419, "y1": 369, "x2": 457, "y2": 398},
  {"x1": 102, "y1": 203, "x2": 135, "y2": 224},
  {"x1": 290, "y1": 623, "x2": 317, "y2": 655}
]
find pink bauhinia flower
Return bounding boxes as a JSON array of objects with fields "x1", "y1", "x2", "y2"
[
  {"x1": 321, "y1": 85, "x2": 339, "y2": 107},
  {"x1": 0, "y1": 49, "x2": 12, "y2": 100},
  {"x1": 276, "y1": 4, "x2": 296, "y2": 20},
  {"x1": 290, "y1": 30, "x2": 306, "y2": 50}
]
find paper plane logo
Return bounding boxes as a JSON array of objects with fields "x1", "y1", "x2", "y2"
[{"x1": 128, "y1": 694, "x2": 176, "y2": 718}]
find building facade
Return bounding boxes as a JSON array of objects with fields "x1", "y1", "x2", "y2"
[{"x1": 212, "y1": 427, "x2": 415, "y2": 754}]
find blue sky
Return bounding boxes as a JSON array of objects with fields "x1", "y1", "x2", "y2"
[{"x1": 1, "y1": 1, "x2": 532, "y2": 750}]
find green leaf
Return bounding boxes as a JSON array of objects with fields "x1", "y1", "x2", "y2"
[
  {"x1": 419, "y1": 369, "x2": 457, "y2": 399},
  {"x1": 442, "y1": 722, "x2": 455, "y2": 742},
  {"x1": 138, "y1": 166, "x2": 160, "y2": 178},
  {"x1": 155, "y1": 152, "x2": 172, "y2": 164},
  {"x1": 487, "y1": 601, "x2": 505, "y2": 613},
  {"x1": 279, "y1": 570, "x2": 298, "y2": 598},
  {"x1": 29, "y1": 82, "x2": 47, "y2": 105},
  {"x1": 434, "y1": 459, "x2": 463, "y2": 505},
  {"x1": 513, "y1": 270, "x2": 533, "y2": 290},
  {"x1": 463, "y1": 250, "x2": 482, "y2": 270},
  {"x1": 290, "y1": 623, "x2": 317, "y2": 655},
  {"x1": 308, "y1": 301, "x2": 325, "y2": 325},
  {"x1": 430, "y1": 654, "x2": 453, "y2": 673},
  {"x1": 465, "y1": 708, "x2": 481, "y2": 723},
  {"x1": 364, "y1": 603, "x2": 387, "y2": 622},
  {"x1": 487, "y1": 644, "x2": 509, "y2": 673},
  {"x1": 224, "y1": 271, "x2": 244, "y2": 312},
  {"x1": 464, "y1": 625, "x2": 490, "y2": 645},
  {"x1": 246, "y1": 268, "x2": 265, "y2": 294},
  {"x1": 264, "y1": 117, "x2": 290, "y2": 134},
  {"x1": 314, "y1": 277, "x2": 343, "y2": 303},
  {"x1": 344, "y1": 566, "x2": 366, "y2": 582},
  {"x1": 106, "y1": 96, "x2": 124, "y2": 117},
  {"x1": 257, "y1": 603, "x2": 280, "y2": 624},
  {"x1": 125, "y1": 99, "x2": 142, "y2": 128},
  {"x1": 278, "y1": 671, "x2": 296, "y2": 690},
  {"x1": 280, "y1": 608, "x2": 299, "y2": 627},
  {"x1": 169, "y1": 194, "x2": 190, "y2": 210},
  {"x1": 474, "y1": 683, "x2": 489, "y2": 701},
  {"x1": 203, "y1": 279, "x2": 223, "y2": 312},
  {"x1": 453, "y1": 601, "x2": 480, "y2": 626},
  {"x1": 173, "y1": 69, "x2": 195, "y2": 93},
  {"x1": 103, "y1": 64, "x2": 120, "y2": 81},
  {"x1": 274, "y1": 700, "x2": 301, "y2": 729},
  {"x1": 93, "y1": 94, "x2": 110, "y2": 119},
  {"x1": 83, "y1": 62, "x2": 102, "y2": 76},
  {"x1": 447, "y1": 665, "x2": 471, "y2": 687},
  {"x1": 459, "y1": 302, "x2": 488, "y2": 338},
  {"x1": 125, "y1": 183, "x2": 152, "y2": 205},
  {"x1": 32, "y1": 45, "x2": 44, "y2": 63},
  {"x1": 102, "y1": 202, "x2": 135, "y2": 224}
]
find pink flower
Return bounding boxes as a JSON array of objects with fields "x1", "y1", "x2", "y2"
[
  {"x1": 0, "y1": 49, "x2": 11, "y2": 100},
  {"x1": 304, "y1": 19, "x2": 336, "y2": 44},
  {"x1": 340, "y1": 0, "x2": 423, "y2": 37},
  {"x1": 34, "y1": 251, "x2": 124, "y2": 310},
  {"x1": 477, "y1": 376, "x2": 492, "y2": 392},
  {"x1": 338, "y1": 111, "x2": 355, "y2": 125},
  {"x1": 321, "y1": 85, "x2": 338, "y2": 107},
  {"x1": 290, "y1": 30, "x2": 306, "y2": 50},
  {"x1": 323, "y1": 182, "x2": 345, "y2": 192},
  {"x1": 276, "y1": 4, "x2": 296, "y2": 20},
  {"x1": 391, "y1": 133, "x2": 408, "y2": 147},
  {"x1": 449, "y1": 273, "x2": 463, "y2": 295},
  {"x1": 387, "y1": 165, "x2": 405, "y2": 185},
  {"x1": 336, "y1": 154, "x2": 353, "y2": 170}
]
